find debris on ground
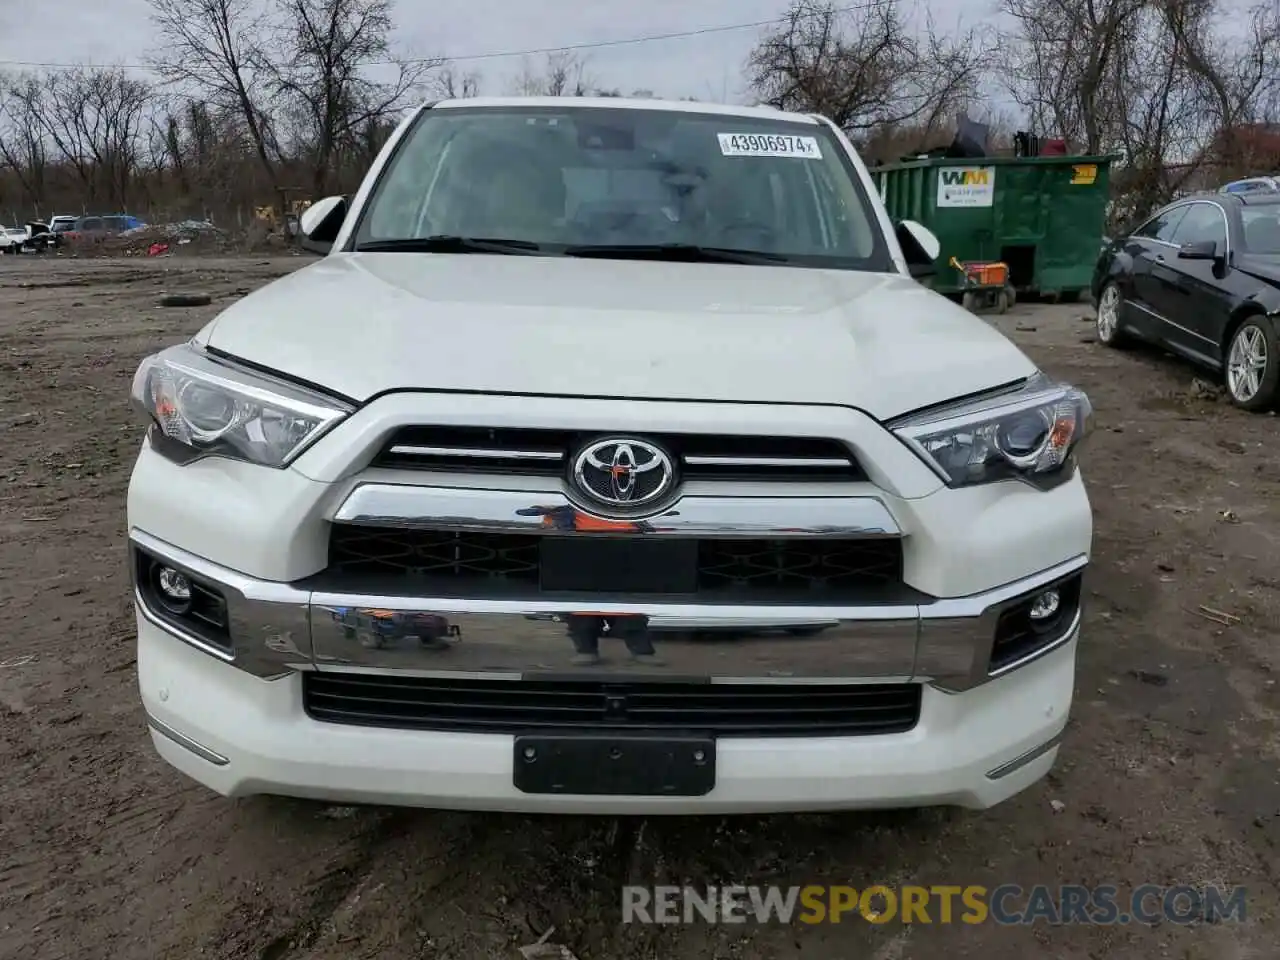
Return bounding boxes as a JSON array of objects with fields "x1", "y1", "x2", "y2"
[
  {"x1": 66, "y1": 220, "x2": 233, "y2": 258},
  {"x1": 157, "y1": 293, "x2": 213, "y2": 307},
  {"x1": 1128, "y1": 669, "x2": 1170, "y2": 687},
  {"x1": 1195, "y1": 605, "x2": 1241, "y2": 626},
  {"x1": 122, "y1": 219, "x2": 221, "y2": 242},
  {"x1": 1189, "y1": 378, "x2": 1222, "y2": 401},
  {"x1": 519, "y1": 928, "x2": 580, "y2": 960}
]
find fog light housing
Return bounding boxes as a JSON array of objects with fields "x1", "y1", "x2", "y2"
[
  {"x1": 152, "y1": 563, "x2": 193, "y2": 614},
  {"x1": 133, "y1": 546, "x2": 232, "y2": 653},
  {"x1": 1028, "y1": 589, "x2": 1061, "y2": 622},
  {"x1": 988, "y1": 573, "x2": 1083, "y2": 673}
]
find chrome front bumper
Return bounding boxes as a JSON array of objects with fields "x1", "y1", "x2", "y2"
[{"x1": 129, "y1": 526, "x2": 1086, "y2": 694}]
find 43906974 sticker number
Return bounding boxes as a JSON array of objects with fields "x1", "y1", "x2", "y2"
[{"x1": 717, "y1": 133, "x2": 823, "y2": 159}]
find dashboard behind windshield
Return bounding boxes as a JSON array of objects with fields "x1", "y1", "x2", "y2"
[{"x1": 352, "y1": 105, "x2": 892, "y2": 270}]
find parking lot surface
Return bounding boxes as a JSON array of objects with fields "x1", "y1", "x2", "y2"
[{"x1": 1, "y1": 256, "x2": 1277, "y2": 959}]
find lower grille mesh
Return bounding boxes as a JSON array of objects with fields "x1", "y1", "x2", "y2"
[
  {"x1": 328, "y1": 528, "x2": 541, "y2": 581},
  {"x1": 303, "y1": 673, "x2": 923, "y2": 737},
  {"x1": 325, "y1": 526, "x2": 904, "y2": 599}
]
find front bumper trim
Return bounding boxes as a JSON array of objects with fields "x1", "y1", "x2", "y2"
[
  {"x1": 129, "y1": 528, "x2": 1085, "y2": 689},
  {"x1": 146, "y1": 713, "x2": 230, "y2": 766},
  {"x1": 985, "y1": 728, "x2": 1064, "y2": 780}
]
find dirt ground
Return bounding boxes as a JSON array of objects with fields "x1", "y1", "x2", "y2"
[{"x1": 1, "y1": 256, "x2": 1278, "y2": 960}]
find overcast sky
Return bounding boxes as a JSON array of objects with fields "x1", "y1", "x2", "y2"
[{"x1": 0, "y1": 0, "x2": 992, "y2": 103}]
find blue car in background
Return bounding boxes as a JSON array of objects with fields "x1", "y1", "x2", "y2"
[{"x1": 66, "y1": 213, "x2": 146, "y2": 241}]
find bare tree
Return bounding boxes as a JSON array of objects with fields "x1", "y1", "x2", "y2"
[
  {"x1": 513, "y1": 51, "x2": 593, "y2": 96},
  {"x1": 269, "y1": 0, "x2": 438, "y2": 196},
  {"x1": 147, "y1": 0, "x2": 280, "y2": 192},
  {"x1": 1001, "y1": 0, "x2": 1280, "y2": 224},
  {"x1": 1000, "y1": 0, "x2": 1147, "y2": 155},
  {"x1": 1162, "y1": 0, "x2": 1280, "y2": 172},
  {"x1": 746, "y1": 0, "x2": 991, "y2": 139},
  {"x1": 0, "y1": 75, "x2": 51, "y2": 213},
  {"x1": 434, "y1": 65, "x2": 481, "y2": 99},
  {"x1": 149, "y1": 99, "x2": 250, "y2": 218},
  {"x1": 1109, "y1": 8, "x2": 1205, "y2": 220},
  {"x1": 21, "y1": 68, "x2": 151, "y2": 210}
]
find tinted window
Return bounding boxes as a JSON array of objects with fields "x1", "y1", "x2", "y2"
[
  {"x1": 355, "y1": 105, "x2": 892, "y2": 271},
  {"x1": 1134, "y1": 206, "x2": 1188, "y2": 242},
  {"x1": 79, "y1": 218, "x2": 102, "y2": 231},
  {"x1": 1241, "y1": 208, "x2": 1280, "y2": 253},
  {"x1": 1170, "y1": 203, "x2": 1227, "y2": 249},
  {"x1": 104, "y1": 217, "x2": 125, "y2": 230}
]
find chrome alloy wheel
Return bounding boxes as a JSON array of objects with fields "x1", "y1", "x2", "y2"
[
  {"x1": 1096, "y1": 284, "x2": 1121, "y2": 342},
  {"x1": 1227, "y1": 323, "x2": 1269, "y2": 403}
]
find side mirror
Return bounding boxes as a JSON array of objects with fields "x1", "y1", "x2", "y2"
[
  {"x1": 896, "y1": 219, "x2": 940, "y2": 278},
  {"x1": 298, "y1": 196, "x2": 348, "y2": 254},
  {"x1": 1177, "y1": 239, "x2": 1218, "y2": 261}
]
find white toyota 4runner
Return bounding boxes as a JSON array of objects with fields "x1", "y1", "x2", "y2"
[{"x1": 128, "y1": 97, "x2": 1092, "y2": 813}]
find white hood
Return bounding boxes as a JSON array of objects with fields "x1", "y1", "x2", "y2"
[{"x1": 200, "y1": 253, "x2": 1036, "y2": 421}]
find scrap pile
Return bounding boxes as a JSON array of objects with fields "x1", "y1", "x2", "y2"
[{"x1": 101, "y1": 220, "x2": 230, "y2": 257}]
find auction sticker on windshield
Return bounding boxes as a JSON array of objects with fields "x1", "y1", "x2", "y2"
[{"x1": 718, "y1": 133, "x2": 823, "y2": 159}]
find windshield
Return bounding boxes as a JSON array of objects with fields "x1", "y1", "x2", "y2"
[
  {"x1": 352, "y1": 105, "x2": 891, "y2": 270},
  {"x1": 1241, "y1": 207, "x2": 1280, "y2": 253}
]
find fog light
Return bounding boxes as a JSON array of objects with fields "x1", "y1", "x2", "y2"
[
  {"x1": 153, "y1": 564, "x2": 192, "y2": 613},
  {"x1": 1029, "y1": 589, "x2": 1061, "y2": 622}
]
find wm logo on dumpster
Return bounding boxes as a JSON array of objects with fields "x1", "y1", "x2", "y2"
[{"x1": 941, "y1": 169, "x2": 991, "y2": 186}]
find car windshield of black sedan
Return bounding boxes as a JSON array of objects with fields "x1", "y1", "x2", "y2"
[
  {"x1": 1241, "y1": 208, "x2": 1280, "y2": 254},
  {"x1": 353, "y1": 105, "x2": 891, "y2": 270}
]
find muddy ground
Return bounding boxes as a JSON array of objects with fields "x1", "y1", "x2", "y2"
[{"x1": 1, "y1": 256, "x2": 1277, "y2": 960}]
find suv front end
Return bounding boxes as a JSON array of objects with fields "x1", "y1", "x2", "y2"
[
  {"x1": 129, "y1": 350, "x2": 1090, "y2": 814},
  {"x1": 126, "y1": 97, "x2": 1092, "y2": 814}
]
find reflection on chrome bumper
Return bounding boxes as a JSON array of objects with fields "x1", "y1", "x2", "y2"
[
  {"x1": 130, "y1": 529, "x2": 1086, "y2": 691},
  {"x1": 311, "y1": 601, "x2": 918, "y2": 680}
]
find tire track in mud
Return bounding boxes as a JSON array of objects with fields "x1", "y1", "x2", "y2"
[
  {"x1": 229, "y1": 810, "x2": 416, "y2": 960},
  {"x1": 273, "y1": 814, "x2": 655, "y2": 959}
]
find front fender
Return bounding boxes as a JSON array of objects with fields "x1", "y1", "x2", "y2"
[
  {"x1": 1091, "y1": 247, "x2": 1132, "y2": 300},
  {"x1": 1241, "y1": 286, "x2": 1280, "y2": 317}
]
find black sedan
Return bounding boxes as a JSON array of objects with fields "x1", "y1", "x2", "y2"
[{"x1": 1091, "y1": 191, "x2": 1280, "y2": 410}]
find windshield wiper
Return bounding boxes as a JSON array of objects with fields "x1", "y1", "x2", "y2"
[
  {"x1": 354, "y1": 235, "x2": 543, "y2": 255},
  {"x1": 562, "y1": 243, "x2": 788, "y2": 265}
]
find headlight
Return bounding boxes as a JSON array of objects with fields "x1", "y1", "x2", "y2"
[
  {"x1": 130, "y1": 341, "x2": 352, "y2": 467},
  {"x1": 888, "y1": 373, "x2": 1092, "y2": 489}
]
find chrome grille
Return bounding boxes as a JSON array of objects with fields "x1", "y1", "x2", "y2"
[{"x1": 371, "y1": 426, "x2": 865, "y2": 481}]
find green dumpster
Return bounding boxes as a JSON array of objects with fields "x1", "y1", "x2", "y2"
[{"x1": 874, "y1": 154, "x2": 1117, "y2": 299}]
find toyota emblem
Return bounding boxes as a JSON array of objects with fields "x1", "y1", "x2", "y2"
[{"x1": 571, "y1": 438, "x2": 675, "y2": 509}]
